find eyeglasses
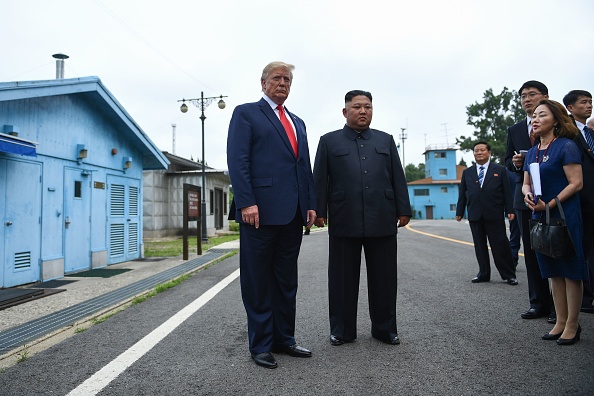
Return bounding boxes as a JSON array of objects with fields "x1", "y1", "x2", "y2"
[{"x1": 520, "y1": 92, "x2": 542, "y2": 100}]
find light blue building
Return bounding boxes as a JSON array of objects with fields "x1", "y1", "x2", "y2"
[
  {"x1": 407, "y1": 144, "x2": 465, "y2": 220},
  {"x1": 0, "y1": 77, "x2": 168, "y2": 288}
]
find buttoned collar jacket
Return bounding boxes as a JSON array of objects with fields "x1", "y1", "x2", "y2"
[{"x1": 313, "y1": 126, "x2": 411, "y2": 238}]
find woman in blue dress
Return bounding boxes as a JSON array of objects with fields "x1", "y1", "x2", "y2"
[{"x1": 522, "y1": 99, "x2": 588, "y2": 345}]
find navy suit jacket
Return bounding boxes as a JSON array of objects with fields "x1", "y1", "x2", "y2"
[
  {"x1": 456, "y1": 163, "x2": 513, "y2": 222},
  {"x1": 574, "y1": 127, "x2": 594, "y2": 215},
  {"x1": 227, "y1": 98, "x2": 316, "y2": 225},
  {"x1": 505, "y1": 118, "x2": 534, "y2": 210}
]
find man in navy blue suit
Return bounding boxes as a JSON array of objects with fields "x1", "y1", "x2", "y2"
[
  {"x1": 456, "y1": 142, "x2": 518, "y2": 285},
  {"x1": 227, "y1": 61, "x2": 317, "y2": 369}
]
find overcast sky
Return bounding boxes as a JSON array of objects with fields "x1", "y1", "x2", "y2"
[{"x1": 3, "y1": 0, "x2": 594, "y2": 169}]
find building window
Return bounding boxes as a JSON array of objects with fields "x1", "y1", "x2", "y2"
[
  {"x1": 209, "y1": 190, "x2": 214, "y2": 215},
  {"x1": 434, "y1": 152, "x2": 446, "y2": 158},
  {"x1": 439, "y1": 169, "x2": 448, "y2": 175},
  {"x1": 441, "y1": 187, "x2": 448, "y2": 193},
  {"x1": 74, "y1": 181, "x2": 82, "y2": 198},
  {"x1": 414, "y1": 189, "x2": 429, "y2": 196},
  {"x1": 450, "y1": 204, "x2": 456, "y2": 211},
  {"x1": 224, "y1": 193, "x2": 228, "y2": 215}
]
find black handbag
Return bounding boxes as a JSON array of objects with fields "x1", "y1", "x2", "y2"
[{"x1": 529, "y1": 197, "x2": 576, "y2": 259}]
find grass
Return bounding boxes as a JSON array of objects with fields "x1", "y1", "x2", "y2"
[
  {"x1": 16, "y1": 344, "x2": 29, "y2": 363},
  {"x1": 144, "y1": 233, "x2": 239, "y2": 258},
  {"x1": 90, "y1": 310, "x2": 122, "y2": 325},
  {"x1": 131, "y1": 274, "x2": 190, "y2": 305}
]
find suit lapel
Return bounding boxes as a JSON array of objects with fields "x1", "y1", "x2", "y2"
[
  {"x1": 576, "y1": 132, "x2": 594, "y2": 161},
  {"x1": 519, "y1": 119, "x2": 533, "y2": 148},
  {"x1": 482, "y1": 165, "x2": 495, "y2": 187},
  {"x1": 469, "y1": 165, "x2": 480, "y2": 188}
]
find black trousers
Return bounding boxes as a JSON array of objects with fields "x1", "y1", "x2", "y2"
[
  {"x1": 516, "y1": 209, "x2": 552, "y2": 312},
  {"x1": 328, "y1": 235, "x2": 398, "y2": 341},
  {"x1": 469, "y1": 218, "x2": 516, "y2": 281},
  {"x1": 581, "y1": 210, "x2": 594, "y2": 307}
]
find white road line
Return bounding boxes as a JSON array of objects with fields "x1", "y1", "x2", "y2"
[{"x1": 67, "y1": 268, "x2": 240, "y2": 396}]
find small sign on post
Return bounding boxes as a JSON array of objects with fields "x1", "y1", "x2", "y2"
[{"x1": 183, "y1": 183, "x2": 202, "y2": 259}]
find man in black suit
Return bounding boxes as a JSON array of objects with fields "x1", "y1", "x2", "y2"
[
  {"x1": 456, "y1": 142, "x2": 517, "y2": 285},
  {"x1": 563, "y1": 90, "x2": 594, "y2": 314},
  {"x1": 504, "y1": 80, "x2": 554, "y2": 321},
  {"x1": 313, "y1": 90, "x2": 411, "y2": 347}
]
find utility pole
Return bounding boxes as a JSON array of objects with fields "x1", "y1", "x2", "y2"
[
  {"x1": 399, "y1": 127, "x2": 407, "y2": 169},
  {"x1": 441, "y1": 122, "x2": 449, "y2": 145},
  {"x1": 171, "y1": 123, "x2": 176, "y2": 155}
]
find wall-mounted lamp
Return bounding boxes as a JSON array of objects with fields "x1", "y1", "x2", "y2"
[
  {"x1": 3, "y1": 124, "x2": 19, "y2": 136},
  {"x1": 76, "y1": 144, "x2": 88, "y2": 164},
  {"x1": 77, "y1": 144, "x2": 88, "y2": 159},
  {"x1": 123, "y1": 156, "x2": 132, "y2": 170}
]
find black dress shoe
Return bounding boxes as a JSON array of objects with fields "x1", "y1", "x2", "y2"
[
  {"x1": 373, "y1": 334, "x2": 401, "y2": 345},
  {"x1": 547, "y1": 311, "x2": 557, "y2": 324},
  {"x1": 272, "y1": 344, "x2": 312, "y2": 357},
  {"x1": 557, "y1": 325, "x2": 581, "y2": 346},
  {"x1": 521, "y1": 308, "x2": 545, "y2": 319},
  {"x1": 471, "y1": 277, "x2": 489, "y2": 283},
  {"x1": 251, "y1": 352, "x2": 278, "y2": 369},
  {"x1": 542, "y1": 332, "x2": 562, "y2": 340},
  {"x1": 329, "y1": 335, "x2": 346, "y2": 346},
  {"x1": 506, "y1": 278, "x2": 518, "y2": 285}
]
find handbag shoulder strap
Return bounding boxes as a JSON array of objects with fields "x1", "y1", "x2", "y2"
[
  {"x1": 554, "y1": 196, "x2": 575, "y2": 246},
  {"x1": 555, "y1": 197, "x2": 566, "y2": 221}
]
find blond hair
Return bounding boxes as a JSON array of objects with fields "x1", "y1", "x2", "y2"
[{"x1": 261, "y1": 61, "x2": 295, "y2": 82}]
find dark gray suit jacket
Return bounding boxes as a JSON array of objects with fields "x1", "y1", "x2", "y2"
[
  {"x1": 313, "y1": 126, "x2": 411, "y2": 237},
  {"x1": 504, "y1": 119, "x2": 533, "y2": 210}
]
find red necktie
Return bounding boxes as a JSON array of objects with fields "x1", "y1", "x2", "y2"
[{"x1": 277, "y1": 105, "x2": 298, "y2": 156}]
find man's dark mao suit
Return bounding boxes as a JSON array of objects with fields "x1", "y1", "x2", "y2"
[
  {"x1": 313, "y1": 126, "x2": 411, "y2": 342},
  {"x1": 227, "y1": 98, "x2": 316, "y2": 355},
  {"x1": 505, "y1": 120, "x2": 551, "y2": 313},
  {"x1": 456, "y1": 163, "x2": 516, "y2": 281},
  {"x1": 574, "y1": 126, "x2": 594, "y2": 310}
]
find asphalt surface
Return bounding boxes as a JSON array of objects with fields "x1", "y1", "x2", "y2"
[{"x1": 0, "y1": 220, "x2": 593, "y2": 395}]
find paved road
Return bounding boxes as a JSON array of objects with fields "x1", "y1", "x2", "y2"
[{"x1": 1, "y1": 220, "x2": 593, "y2": 395}]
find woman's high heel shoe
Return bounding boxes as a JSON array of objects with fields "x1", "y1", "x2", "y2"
[
  {"x1": 542, "y1": 332, "x2": 562, "y2": 340},
  {"x1": 557, "y1": 324, "x2": 581, "y2": 345}
]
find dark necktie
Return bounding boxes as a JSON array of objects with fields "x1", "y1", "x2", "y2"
[
  {"x1": 478, "y1": 166, "x2": 485, "y2": 187},
  {"x1": 277, "y1": 105, "x2": 298, "y2": 156},
  {"x1": 529, "y1": 121, "x2": 535, "y2": 146},
  {"x1": 584, "y1": 126, "x2": 594, "y2": 151}
]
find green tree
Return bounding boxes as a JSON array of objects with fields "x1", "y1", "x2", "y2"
[
  {"x1": 458, "y1": 158, "x2": 467, "y2": 167},
  {"x1": 456, "y1": 87, "x2": 525, "y2": 163},
  {"x1": 405, "y1": 163, "x2": 425, "y2": 183}
]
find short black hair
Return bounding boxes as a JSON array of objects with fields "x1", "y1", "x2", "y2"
[
  {"x1": 345, "y1": 90, "x2": 372, "y2": 103},
  {"x1": 562, "y1": 90, "x2": 592, "y2": 107},
  {"x1": 473, "y1": 141, "x2": 491, "y2": 151},
  {"x1": 518, "y1": 80, "x2": 548, "y2": 96}
]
